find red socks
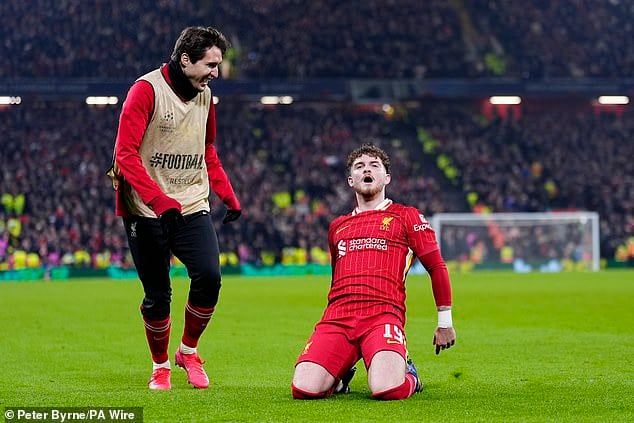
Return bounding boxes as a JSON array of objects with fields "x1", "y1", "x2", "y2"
[
  {"x1": 181, "y1": 301, "x2": 215, "y2": 348},
  {"x1": 143, "y1": 316, "x2": 171, "y2": 364},
  {"x1": 371, "y1": 374, "x2": 418, "y2": 400},
  {"x1": 291, "y1": 384, "x2": 336, "y2": 399},
  {"x1": 293, "y1": 376, "x2": 417, "y2": 400},
  {"x1": 143, "y1": 302, "x2": 214, "y2": 363}
]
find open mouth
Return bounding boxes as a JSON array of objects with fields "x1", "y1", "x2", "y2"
[{"x1": 363, "y1": 176, "x2": 373, "y2": 183}]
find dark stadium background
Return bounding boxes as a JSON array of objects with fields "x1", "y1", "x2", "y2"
[{"x1": 1, "y1": 0, "x2": 633, "y2": 276}]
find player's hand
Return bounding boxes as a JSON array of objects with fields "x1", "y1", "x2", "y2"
[
  {"x1": 222, "y1": 209, "x2": 241, "y2": 224},
  {"x1": 159, "y1": 208, "x2": 186, "y2": 236},
  {"x1": 149, "y1": 195, "x2": 182, "y2": 217},
  {"x1": 433, "y1": 327, "x2": 456, "y2": 355}
]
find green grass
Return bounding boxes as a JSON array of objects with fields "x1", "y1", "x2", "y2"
[{"x1": 1, "y1": 271, "x2": 633, "y2": 422}]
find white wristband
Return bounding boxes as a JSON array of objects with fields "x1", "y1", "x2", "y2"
[{"x1": 437, "y1": 309, "x2": 453, "y2": 328}]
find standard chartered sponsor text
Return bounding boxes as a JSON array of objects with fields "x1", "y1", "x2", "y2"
[{"x1": 348, "y1": 238, "x2": 388, "y2": 251}]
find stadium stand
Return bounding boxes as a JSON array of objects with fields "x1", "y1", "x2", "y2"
[
  {"x1": 4, "y1": 0, "x2": 634, "y2": 79},
  {"x1": 463, "y1": 0, "x2": 634, "y2": 78},
  {"x1": 1, "y1": 1, "x2": 633, "y2": 270}
]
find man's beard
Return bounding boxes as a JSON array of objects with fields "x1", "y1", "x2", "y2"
[{"x1": 355, "y1": 183, "x2": 382, "y2": 198}]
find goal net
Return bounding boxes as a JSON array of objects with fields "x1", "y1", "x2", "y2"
[{"x1": 429, "y1": 212, "x2": 600, "y2": 272}]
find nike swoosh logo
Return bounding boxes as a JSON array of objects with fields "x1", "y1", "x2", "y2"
[
  {"x1": 386, "y1": 339, "x2": 403, "y2": 344},
  {"x1": 336, "y1": 225, "x2": 350, "y2": 234}
]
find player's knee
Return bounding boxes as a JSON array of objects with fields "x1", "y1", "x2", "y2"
[
  {"x1": 367, "y1": 350, "x2": 407, "y2": 394},
  {"x1": 189, "y1": 284, "x2": 220, "y2": 308},
  {"x1": 188, "y1": 268, "x2": 221, "y2": 307},
  {"x1": 292, "y1": 366, "x2": 336, "y2": 398},
  {"x1": 140, "y1": 295, "x2": 171, "y2": 320},
  {"x1": 198, "y1": 265, "x2": 222, "y2": 287}
]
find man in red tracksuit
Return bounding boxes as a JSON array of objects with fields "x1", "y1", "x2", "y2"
[
  {"x1": 110, "y1": 26, "x2": 241, "y2": 390},
  {"x1": 292, "y1": 143, "x2": 456, "y2": 400}
]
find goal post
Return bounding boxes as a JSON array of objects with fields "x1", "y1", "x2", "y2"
[{"x1": 429, "y1": 212, "x2": 600, "y2": 272}]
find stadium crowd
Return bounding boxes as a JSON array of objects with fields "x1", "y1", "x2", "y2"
[
  {"x1": 4, "y1": 0, "x2": 634, "y2": 79},
  {"x1": 0, "y1": 102, "x2": 127, "y2": 270},
  {"x1": 0, "y1": 0, "x2": 471, "y2": 79},
  {"x1": 408, "y1": 100, "x2": 634, "y2": 261},
  {"x1": 1, "y1": 0, "x2": 633, "y2": 271},
  {"x1": 0, "y1": 101, "x2": 457, "y2": 270},
  {"x1": 1, "y1": 99, "x2": 632, "y2": 270},
  {"x1": 464, "y1": 0, "x2": 634, "y2": 78}
]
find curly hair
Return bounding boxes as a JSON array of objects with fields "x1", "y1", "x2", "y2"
[{"x1": 346, "y1": 143, "x2": 391, "y2": 174}]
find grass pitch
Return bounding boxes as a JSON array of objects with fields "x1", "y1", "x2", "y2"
[{"x1": 1, "y1": 271, "x2": 633, "y2": 422}]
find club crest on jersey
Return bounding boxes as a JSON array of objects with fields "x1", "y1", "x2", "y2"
[
  {"x1": 380, "y1": 217, "x2": 394, "y2": 231},
  {"x1": 301, "y1": 341, "x2": 313, "y2": 355}
]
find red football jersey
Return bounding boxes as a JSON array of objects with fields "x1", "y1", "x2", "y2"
[{"x1": 323, "y1": 199, "x2": 448, "y2": 323}]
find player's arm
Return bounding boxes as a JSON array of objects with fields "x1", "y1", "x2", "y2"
[
  {"x1": 327, "y1": 222, "x2": 338, "y2": 274},
  {"x1": 114, "y1": 80, "x2": 181, "y2": 216},
  {"x1": 204, "y1": 101, "x2": 241, "y2": 224},
  {"x1": 405, "y1": 208, "x2": 456, "y2": 354},
  {"x1": 418, "y1": 249, "x2": 456, "y2": 355}
]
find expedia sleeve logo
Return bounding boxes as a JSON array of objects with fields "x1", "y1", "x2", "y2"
[{"x1": 413, "y1": 213, "x2": 432, "y2": 232}]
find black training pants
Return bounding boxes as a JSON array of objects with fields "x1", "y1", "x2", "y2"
[{"x1": 123, "y1": 211, "x2": 221, "y2": 321}]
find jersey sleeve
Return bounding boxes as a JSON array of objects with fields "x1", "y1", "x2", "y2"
[
  {"x1": 404, "y1": 207, "x2": 452, "y2": 307},
  {"x1": 327, "y1": 219, "x2": 339, "y2": 269},
  {"x1": 327, "y1": 215, "x2": 348, "y2": 277},
  {"x1": 114, "y1": 80, "x2": 166, "y2": 207},
  {"x1": 403, "y1": 207, "x2": 440, "y2": 257},
  {"x1": 205, "y1": 102, "x2": 241, "y2": 210}
]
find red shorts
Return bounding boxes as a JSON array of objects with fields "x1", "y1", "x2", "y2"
[{"x1": 295, "y1": 313, "x2": 408, "y2": 380}]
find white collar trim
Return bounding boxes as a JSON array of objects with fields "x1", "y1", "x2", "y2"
[{"x1": 352, "y1": 198, "x2": 392, "y2": 216}]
